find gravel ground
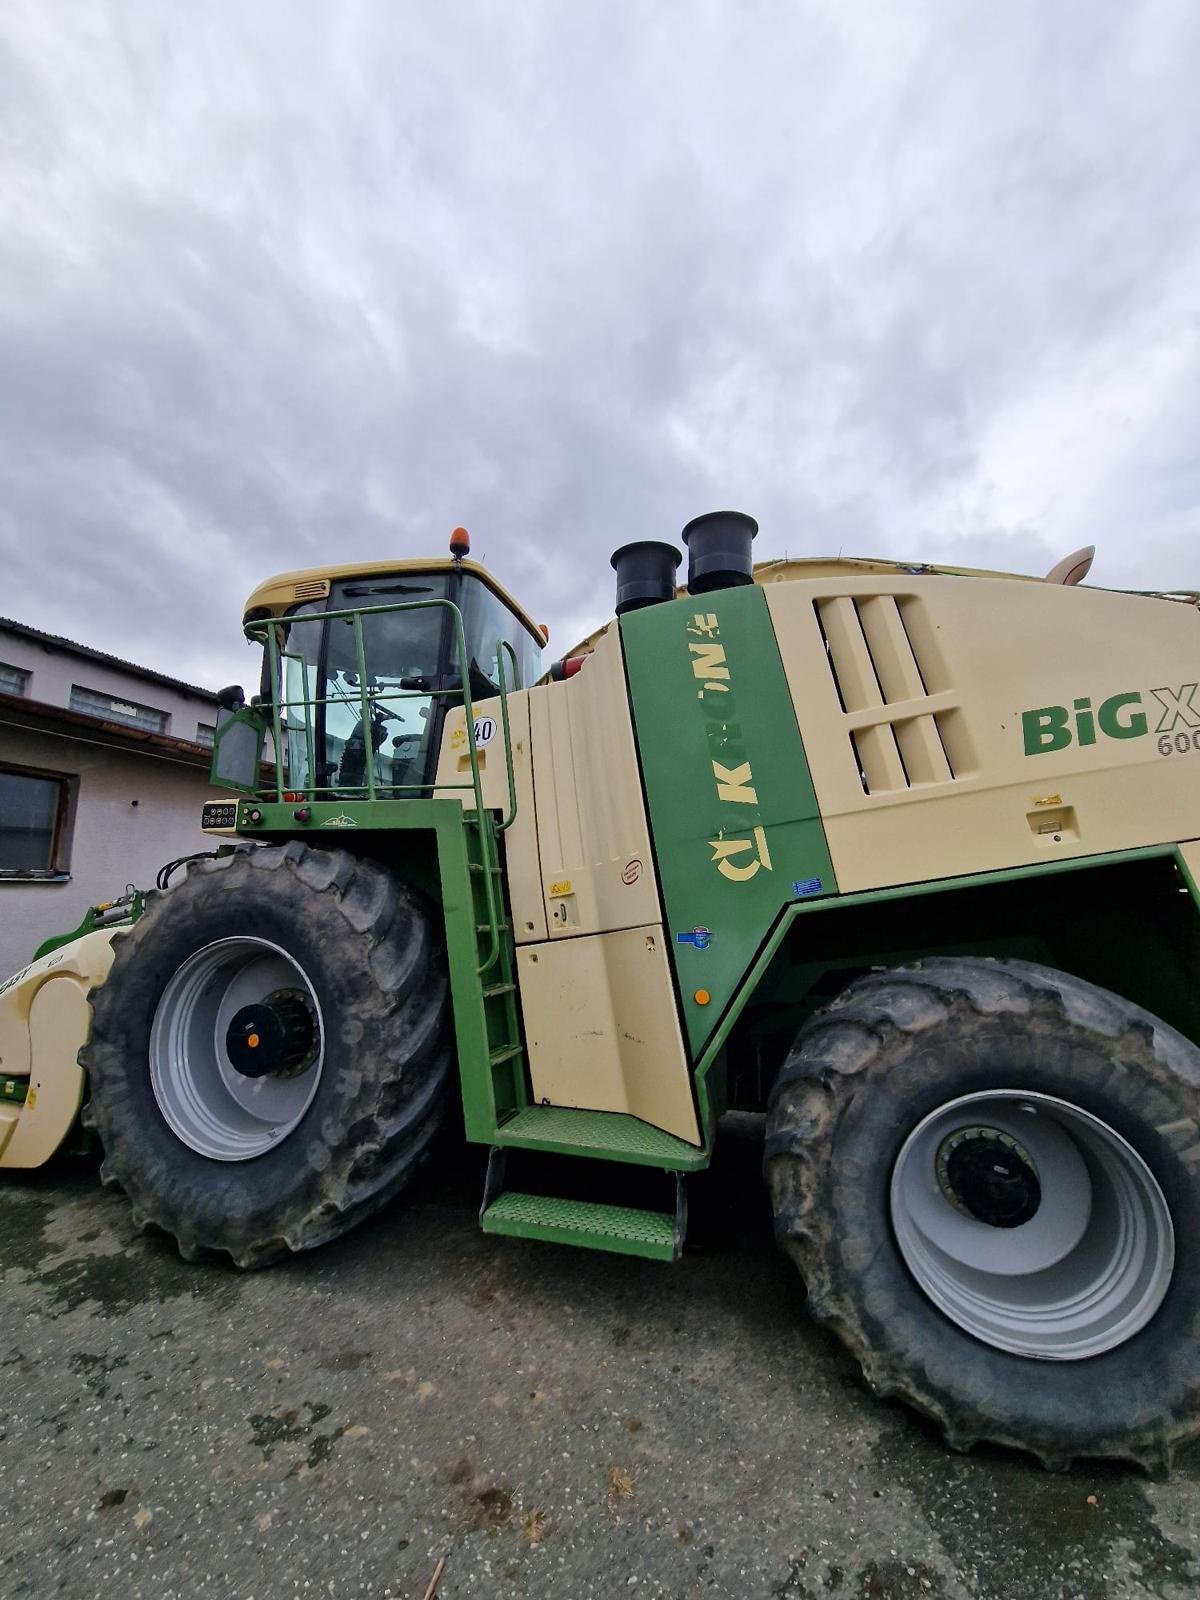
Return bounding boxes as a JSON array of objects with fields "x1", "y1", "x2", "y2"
[{"x1": 1, "y1": 1116, "x2": 1197, "y2": 1600}]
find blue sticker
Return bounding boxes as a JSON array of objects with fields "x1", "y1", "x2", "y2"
[
  {"x1": 677, "y1": 927, "x2": 712, "y2": 950},
  {"x1": 792, "y1": 878, "x2": 824, "y2": 898}
]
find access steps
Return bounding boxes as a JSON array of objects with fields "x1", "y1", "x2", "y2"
[
  {"x1": 482, "y1": 1190, "x2": 681, "y2": 1261},
  {"x1": 465, "y1": 812, "x2": 703, "y2": 1264},
  {"x1": 479, "y1": 1105, "x2": 698, "y2": 1262}
]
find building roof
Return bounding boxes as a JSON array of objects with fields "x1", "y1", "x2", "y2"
[
  {"x1": 0, "y1": 616, "x2": 219, "y2": 703},
  {"x1": 0, "y1": 689, "x2": 214, "y2": 767}
]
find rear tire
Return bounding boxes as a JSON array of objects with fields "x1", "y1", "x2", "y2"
[
  {"x1": 764, "y1": 958, "x2": 1200, "y2": 1470},
  {"x1": 82, "y1": 843, "x2": 451, "y2": 1267}
]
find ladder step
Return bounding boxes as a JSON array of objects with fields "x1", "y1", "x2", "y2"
[
  {"x1": 482, "y1": 981, "x2": 516, "y2": 998},
  {"x1": 468, "y1": 861, "x2": 505, "y2": 876},
  {"x1": 476, "y1": 922, "x2": 512, "y2": 935},
  {"x1": 488, "y1": 1045, "x2": 524, "y2": 1066},
  {"x1": 494, "y1": 1105, "x2": 707, "y2": 1170},
  {"x1": 481, "y1": 1192, "x2": 678, "y2": 1261}
]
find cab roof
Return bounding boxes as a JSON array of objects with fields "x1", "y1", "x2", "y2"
[{"x1": 242, "y1": 558, "x2": 544, "y2": 642}]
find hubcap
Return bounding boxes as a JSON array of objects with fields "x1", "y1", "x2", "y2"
[
  {"x1": 226, "y1": 989, "x2": 318, "y2": 1080},
  {"x1": 150, "y1": 938, "x2": 324, "y2": 1161},
  {"x1": 890, "y1": 1091, "x2": 1174, "y2": 1359},
  {"x1": 935, "y1": 1125, "x2": 1042, "y2": 1228}
]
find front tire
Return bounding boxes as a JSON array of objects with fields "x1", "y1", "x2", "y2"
[
  {"x1": 83, "y1": 843, "x2": 451, "y2": 1267},
  {"x1": 764, "y1": 958, "x2": 1200, "y2": 1470}
]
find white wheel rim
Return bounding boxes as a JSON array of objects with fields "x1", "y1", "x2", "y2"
[
  {"x1": 149, "y1": 937, "x2": 324, "y2": 1161},
  {"x1": 890, "y1": 1090, "x2": 1174, "y2": 1359}
]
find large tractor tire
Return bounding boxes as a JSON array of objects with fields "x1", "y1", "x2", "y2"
[
  {"x1": 82, "y1": 843, "x2": 451, "y2": 1267},
  {"x1": 764, "y1": 958, "x2": 1200, "y2": 1471}
]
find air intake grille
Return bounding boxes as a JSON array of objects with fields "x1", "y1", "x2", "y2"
[
  {"x1": 292, "y1": 579, "x2": 330, "y2": 602},
  {"x1": 815, "y1": 595, "x2": 968, "y2": 795}
]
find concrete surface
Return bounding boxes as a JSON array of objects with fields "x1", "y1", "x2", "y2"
[{"x1": 1, "y1": 1118, "x2": 1197, "y2": 1600}]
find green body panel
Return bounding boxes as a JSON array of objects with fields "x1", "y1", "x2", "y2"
[
  {"x1": 620, "y1": 585, "x2": 837, "y2": 1055},
  {"x1": 691, "y1": 842, "x2": 1194, "y2": 1133},
  {"x1": 32, "y1": 894, "x2": 143, "y2": 962},
  {"x1": 492, "y1": 1105, "x2": 707, "y2": 1170},
  {"x1": 481, "y1": 1192, "x2": 679, "y2": 1260}
]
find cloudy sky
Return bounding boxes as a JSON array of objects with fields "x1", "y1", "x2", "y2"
[{"x1": 1, "y1": 2, "x2": 1197, "y2": 692}]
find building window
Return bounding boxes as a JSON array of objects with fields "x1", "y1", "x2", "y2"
[
  {"x1": 0, "y1": 765, "x2": 73, "y2": 879},
  {"x1": 69, "y1": 685, "x2": 168, "y2": 735},
  {"x1": 196, "y1": 722, "x2": 216, "y2": 749},
  {"x1": 0, "y1": 662, "x2": 29, "y2": 697}
]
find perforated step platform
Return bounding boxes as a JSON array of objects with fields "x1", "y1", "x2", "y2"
[
  {"x1": 481, "y1": 1192, "x2": 680, "y2": 1261},
  {"x1": 493, "y1": 1105, "x2": 706, "y2": 1170}
]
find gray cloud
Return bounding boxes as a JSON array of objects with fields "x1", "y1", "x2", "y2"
[{"x1": 1, "y1": 1, "x2": 1198, "y2": 692}]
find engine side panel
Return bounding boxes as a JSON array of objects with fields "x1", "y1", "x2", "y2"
[{"x1": 764, "y1": 577, "x2": 1200, "y2": 893}]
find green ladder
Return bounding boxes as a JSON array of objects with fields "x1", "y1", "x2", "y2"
[
  {"x1": 464, "y1": 809, "x2": 699, "y2": 1263},
  {"x1": 464, "y1": 809, "x2": 526, "y2": 1127}
]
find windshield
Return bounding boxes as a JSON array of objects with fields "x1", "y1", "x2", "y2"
[
  {"x1": 459, "y1": 578, "x2": 544, "y2": 695},
  {"x1": 275, "y1": 570, "x2": 542, "y2": 798}
]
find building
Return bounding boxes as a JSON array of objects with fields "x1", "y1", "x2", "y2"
[{"x1": 0, "y1": 617, "x2": 221, "y2": 978}]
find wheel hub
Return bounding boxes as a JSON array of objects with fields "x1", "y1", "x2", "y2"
[
  {"x1": 226, "y1": 988, "x2": 317, "y2": 1080},
  {"x1": 935, "y1": 1125, "x2": 1041, "y2": 1228},
  {"x1": 890, "y1": 1090, "x2": 1175, "y2": 1359},
  {"x1": 149, "y1": 937, "x2": 325, "y2": 1162}
]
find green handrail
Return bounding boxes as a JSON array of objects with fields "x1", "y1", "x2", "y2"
[{"x1": 495, "y1": 639, "x2": 519, "y2": 832}]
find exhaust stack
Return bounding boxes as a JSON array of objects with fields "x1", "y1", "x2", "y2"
[
  {"x1": 610, "y1": 541, "x2": 683, "y2": 615},
  {"x1": 681, "y1": 511, "x2": 758, "y2": 594}
]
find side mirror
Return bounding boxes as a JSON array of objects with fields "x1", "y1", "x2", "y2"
[
  {"x1": 216, "y1": 684, "x2": 246, "y2": 711},
  {"x1": 211, "y1": 704, "x2": 266, "y2": 792}
]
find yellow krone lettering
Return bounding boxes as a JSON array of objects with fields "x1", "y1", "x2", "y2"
[
  {"x1": 709, "y1": 826, "x2": 773, "y2": 882},
  {"x1": 712, "y1": 761, "x2": 757, "y2": 804},
  {"x1": 689, "y1": 642, "x2": 729, "y2": 680}
]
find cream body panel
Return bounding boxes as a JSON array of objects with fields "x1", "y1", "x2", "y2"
[
  {"x1": 434, "y1": 690, "x2": 547, "y2": 943},
  {"x1": 764, "y1": 578, "x2": 1200, "y2": 893},
  {"x1": 1179, "y1": 841, "x2": 1200, "y2": 889},
  {"x1": 517, "y1": 926, "x2": 700, "y2": 1144},
  {"x1": 527, "y1": 626, "x2": 660, "y2": 938},
  {"x1": 0, "y1": 929, "x2": 120, "y2": 1168}
]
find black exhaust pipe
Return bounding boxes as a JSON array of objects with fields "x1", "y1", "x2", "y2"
[
  {"x1": 610, "y1": 541, "x2": 683, "y2": 615},
  {"x1": 681, "y1": 511, "x2": 758, "y2": 594}
]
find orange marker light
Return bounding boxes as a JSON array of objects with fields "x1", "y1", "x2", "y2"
[
  {"x1": 539, "y1": 623, "x2": 550, "y2": 643},
  {"x1": 449, "y1": 526, "x2": 471, "y2": 558},
  {"x1": 694, "y1": 989, "x2": 711, "y2": 1006},
  {"x1": 247, "y1": 1033, "x2": 260, "y2": 1048}
]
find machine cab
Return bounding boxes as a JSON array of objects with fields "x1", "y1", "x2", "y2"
[{"x1": 226, "y1": 554, "x2": 544, "y2": 800}]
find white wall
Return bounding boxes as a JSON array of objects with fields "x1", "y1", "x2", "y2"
[
  {"x1": 0, "y1": 627, "x2": 217, "y2": 743},
  {"x1": 0, "y1": 723, "x2": 215, "y2": 977}
]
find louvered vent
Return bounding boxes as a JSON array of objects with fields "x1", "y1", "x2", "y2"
[
  {"x1": 815, "y1": 595, "x2": 971, "y2": 795},
  {"x1": 292, "y1": 579, "x2": 330, "y2": 602}
]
